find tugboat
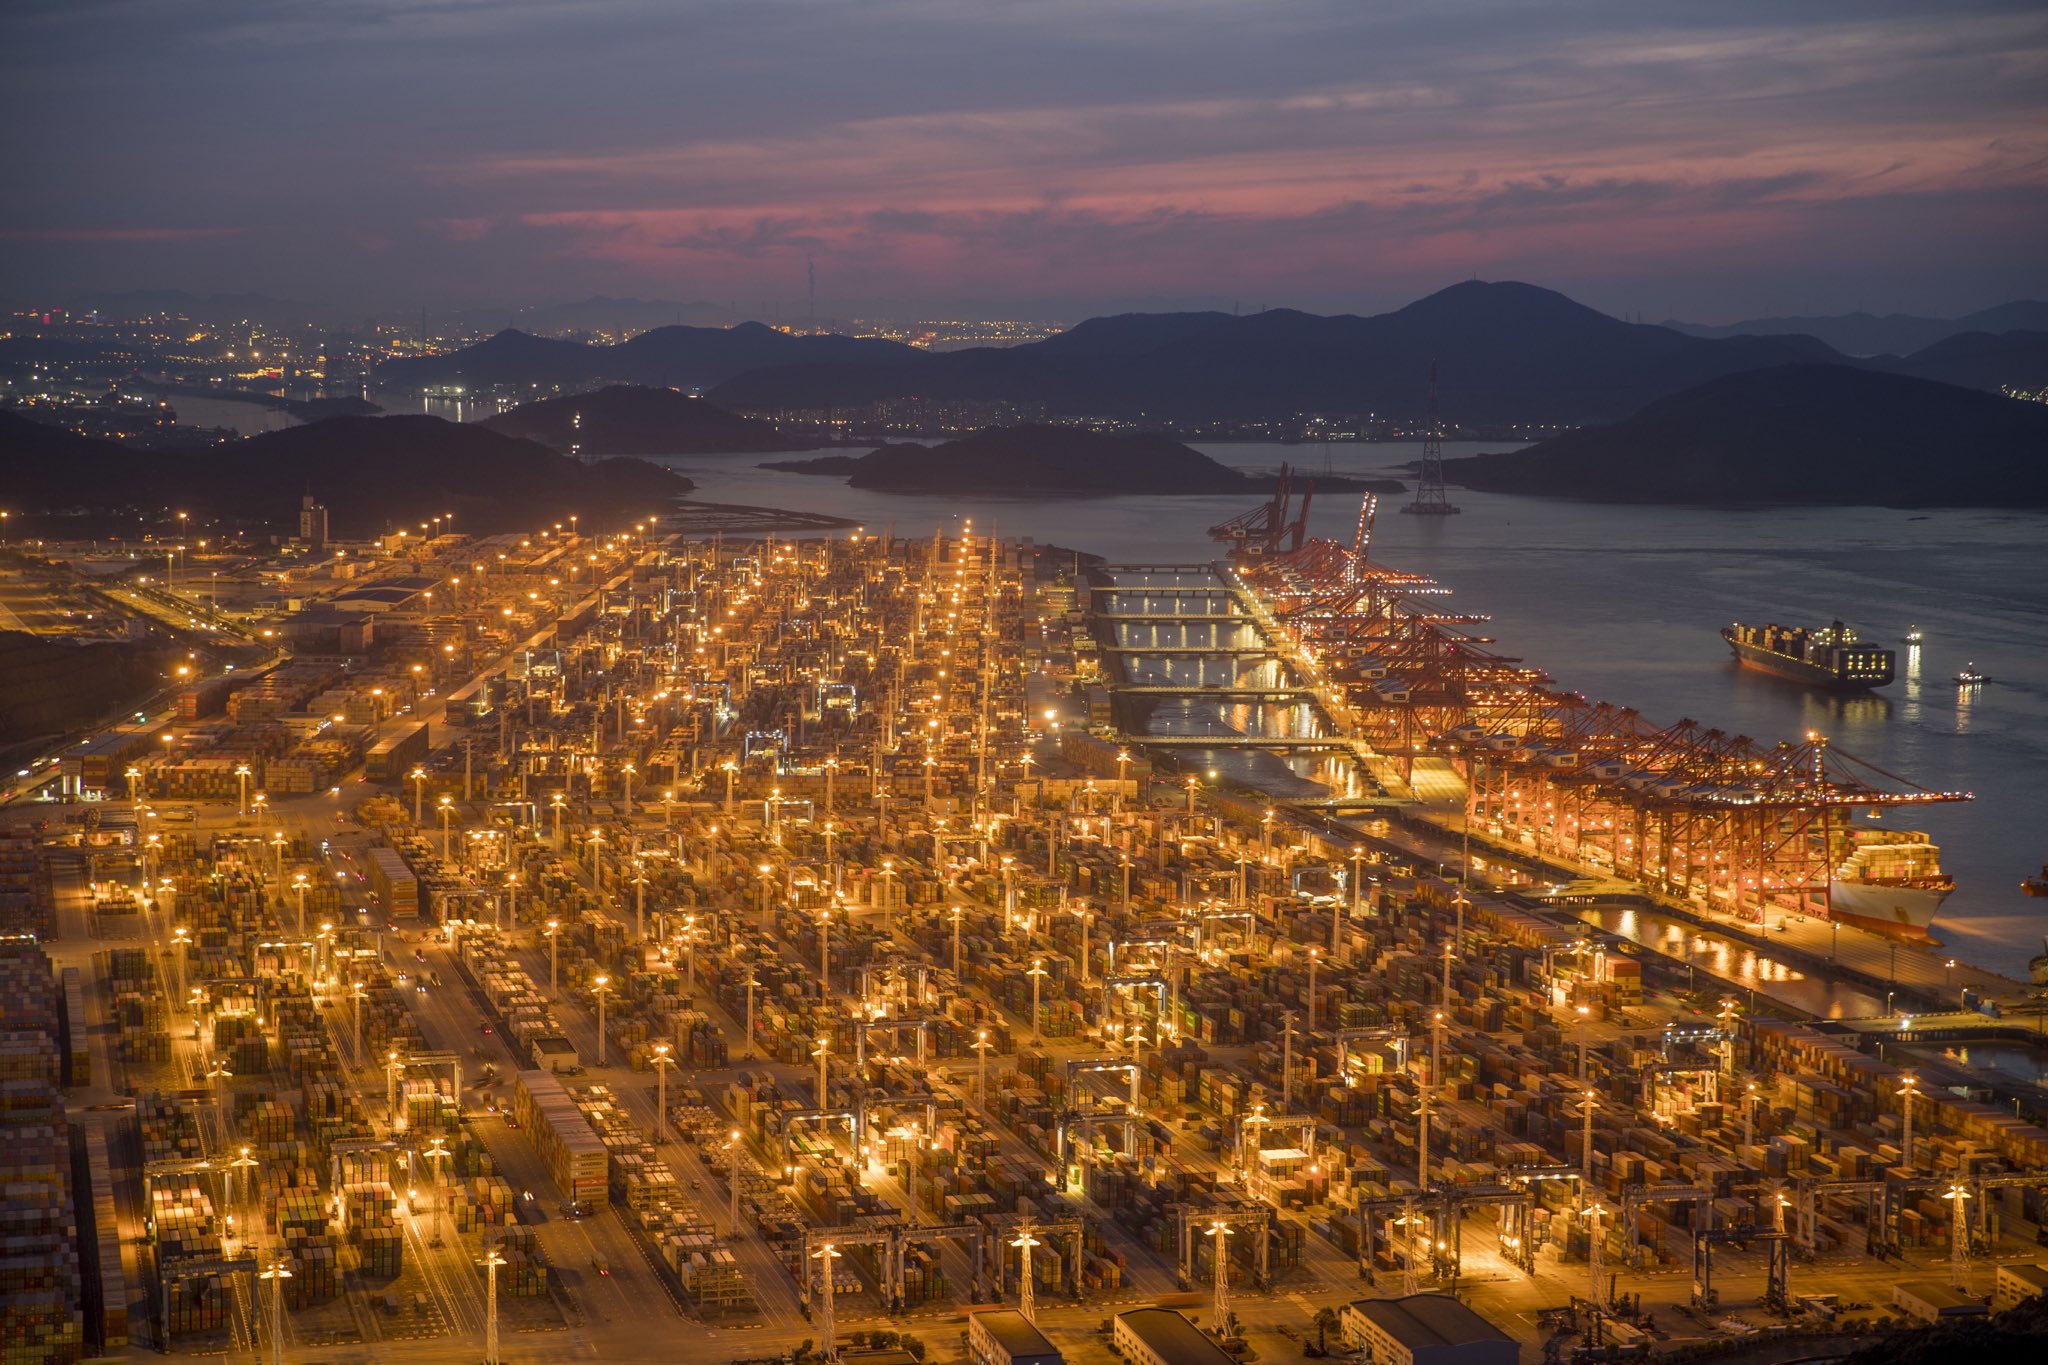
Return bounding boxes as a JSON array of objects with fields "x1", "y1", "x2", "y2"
[
  {"x1": 1901, "y1": 625, "x2": 1924, "y2": 645},
  {"x1": 2024, "y1": 863, "x2": 2048, "y2": 897},
  {"x1": 1955, "y1": 663, "x2": 1987, "y2": 686}
]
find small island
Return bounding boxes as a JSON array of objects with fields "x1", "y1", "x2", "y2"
[
  {"x1": 481, "y1": 384, "x2": 836, "y2": 455},
  {"x1": 761, "y1": 425, "x2": 1404, "y2": 496}
]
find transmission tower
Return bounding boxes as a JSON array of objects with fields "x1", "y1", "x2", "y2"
[{"x1": 1402, "y1": 361, "x2": 1461, "y2": 516}]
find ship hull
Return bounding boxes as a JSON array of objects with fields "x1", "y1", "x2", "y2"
[
  {"x1": 1828, "y1": 879, "x2": 1951, "y2": 940},
  {"x1": 1726, "y1": 637, "x2": 1886, "y2": 691}
]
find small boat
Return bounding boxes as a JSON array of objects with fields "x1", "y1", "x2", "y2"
[
  {"x1": 2024, "y1": 863, "x2": 2048, "y2": 897},
  {"x1": 2032, "y1": 938, "x2": 2048, "y2": 987},
  {"x1": 1955, "y1": 663, "x2": 1987, "y2": 685},
  {"x1": 1902, "y1": 626, "x2": 1923, "y2": 645}
]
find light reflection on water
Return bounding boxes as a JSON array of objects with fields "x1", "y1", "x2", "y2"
[
  {"x1": 1899, "y1": 1039, "x2": 2048, "y2": 1089},
  {"x1": 1579, "y1": 904, "x2": 1888, "y2": 1018}
]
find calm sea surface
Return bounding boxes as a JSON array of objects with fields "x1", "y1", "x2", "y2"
[{"x1": 632, "y1": 440, "x2": 2047, "y2": 977}]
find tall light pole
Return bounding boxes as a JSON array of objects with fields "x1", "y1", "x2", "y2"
[
  {"x1": 438, "y1": 796, "x2": 454, "y2": 862},
  {"x1": 419, "y1": 1146, "x2": 448, "y2": 1236},
  {"x1": 593, "y1": 974, "x2": 611, "y2": 1066},
  {"x1": 1070, "y1": 903, "x2": 1092, "y2": 984},
  {"x1": 651, "y1": 1043, "x2": 675, "y2": 1140},
  {"x1": 1207, "y1": 1219, "x2": 1233, "y2": 1332},
  {"x1": 260, "y1": 1258, "x2": 292, "y2": 1365},
  {"x1": 744, "y1": 970, "x2": 758, "y2": 1060},
  {"x1": 950, "y1": 906, "x2": 963, "y2": 981},
  {"x1": 813, "y1": 1243, "x2": 842, "y2": 1361},
  {"x1": 975, "y1": 1029, "x2": 992, "y2": 1112},
  {"x1": 1282, "y1": 1010, "x2": 1297, "y2": 1109},
  {"x1": 630, "y1": 859, "x2": 647, "y2": 940},
  {"x1": 172, "y1": 927, "x2": 191, "y2": 996},
  {"x1": 727, "y1": 1128, "x2": 745, "y2": 1235},
  {"x1": 480, "y1": 1241, "x2": 507, "y2": 1365},
  {"x1": 1027, "y1": 958, "x2": 1048, "y2": 1040},
  {"x1": 230, "y1": 1146, "x2": 259, "y2": 1251},
  {"x1": 1306, "y1": 948, "x2": 1320, "y2": 1032},
  {"x1": 1431, "y1": 1010, "x2": 1446, "y2": 1092},
  {"x1": 350, "y1": 980, "x2": 365, "y2": 1060},
  {"x1": 1945, "y1": 1183, "x2": 1971, "y2": 1289},
  {"x1": 292, "y1": 872, "x2": 308, "y2": 935},
  {"x1": 824, "y1": 757, "x2": 837, "y2": 818},
  {"x1": 1012, "y1": 1220, "x2": 1041, "y2": 1323},
  {"x1": 1585, "y1": 1200, "x2": 1606, "y2": 1339},
  {"x1": 813, "y1": 1034, "x2": 832, "y2": 1104},
  {"x1": 678, "y1": 917, "x2": 701, "y2": 991},
  {"x1": 1899, "y1": 1074, "x2": 1919, "y2": 1172},
  {"x1": 545, "y1": 918, "x2": 560, "y2": 994},
  {"x1": 236, "y1": 764, "x2": 252, "y2": 816},
  {"x1": 1580, "y1": 1090, "x2": 1597, "y2": 1190},
  {"x1": 817, "y1": 906, "x2": 832, "y2": 998}
]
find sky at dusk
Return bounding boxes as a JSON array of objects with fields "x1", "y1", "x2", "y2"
[{"x1": 4, "y1": 0, "x2": 2045, "y2": 322}]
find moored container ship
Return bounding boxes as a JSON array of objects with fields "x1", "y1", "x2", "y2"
[
  {"x1": 1829, "y1": 828, "x2": 1953, "y2": 940},
  {"x1": 1723, "y1": 620, "x2": 1894, "y2": 690}
]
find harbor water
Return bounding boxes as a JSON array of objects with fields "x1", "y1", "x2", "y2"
[{"x1": 649, "y1": 441, "x2": 2048, "y2": 979}]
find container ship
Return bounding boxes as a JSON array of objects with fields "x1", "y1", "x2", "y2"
[
  {"x1": 1829, "y1": 828, "x2": 1953, "y2": 940},
  {"x1": 1723, "y1": 620, "x2": 1894, "y2": 690}
]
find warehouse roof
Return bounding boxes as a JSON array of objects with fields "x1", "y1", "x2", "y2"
[
  {"x1": 1116, "y1": 1308, "x2": 1236, "y2": 1365},
  {"x1": 1349, "y1": 1295, "x2": 1514, "y2": 1349},
  {"x1": 971, "y1": 1308, "x2": 1059, "y2": 1359}
]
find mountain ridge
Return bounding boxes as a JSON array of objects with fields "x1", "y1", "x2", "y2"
[{"x1": 1437, "y1": 365, "x2": 2048, "y2": 507}]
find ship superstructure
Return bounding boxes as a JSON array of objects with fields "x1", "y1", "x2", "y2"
[
  {"x1": 1829, "y1": 827, "x2": 1954, "y2": 939},
  {"x1": 1723, "y1": 620, "x2": 1895, "y2": 690}
]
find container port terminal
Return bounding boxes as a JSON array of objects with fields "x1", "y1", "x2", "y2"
[{"x1": 2, "y1": 500, "x2": 2047, "y2": 1365}]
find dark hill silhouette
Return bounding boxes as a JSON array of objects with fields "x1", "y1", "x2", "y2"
[
  {"x1": 1876, "y1": 330, "x2": 2048, "y2": 393},
  {"x1": 0, "y1": 411, "x2": 689, "y2": 534},
  {"x1": 1663, "y1": 300, "x2": 2048, "y2": 356},
  {"x1": 709, "y1": 281, "x2": 1841, "y2": 424},
  {"x1": 378, "y1": 321, "x2": 920, "y2": 391},
  {"x1": 480, "y1": 385, "x2": 823, "y2": 454},
  {"x1": 767, "y1": 425, "x2": 1399, "y2": 495},
  {"x1": 1438, "y1": 365, "x2": 2048, "y2": 507}
]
